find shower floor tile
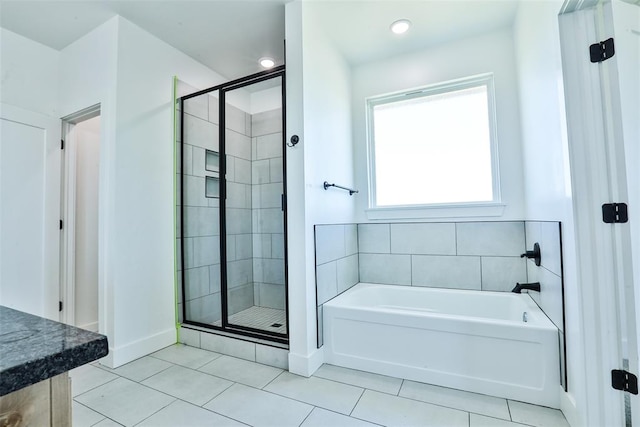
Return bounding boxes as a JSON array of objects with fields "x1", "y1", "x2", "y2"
[{"x1": 213, "y1": 305, "x2": 286, "y2": 334}]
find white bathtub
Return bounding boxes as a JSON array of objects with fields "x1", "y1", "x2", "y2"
[{"x1": 323, "y1": 283, "x2": 560, "y2": 408}]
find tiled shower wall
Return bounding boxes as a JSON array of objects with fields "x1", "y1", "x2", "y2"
[
  {"x1": 177, "y1": 80, "x2": 286, "y2": 325},
  {"x1": 224, "y1": 102, "x2": 255, "y2": 316},
  {"x1": 177, "y1": 83, "x2": 255, "y2": 324},
  {"x1": 177, "y1": 87, "x2": 222, "y2": 325},
  {"x1": 251, "y1": 109, "x2": 286, "y2": 310}
]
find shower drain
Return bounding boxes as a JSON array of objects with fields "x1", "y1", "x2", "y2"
[{"x1": 270, "y1": 323, "x2": 283, "y2": 328}]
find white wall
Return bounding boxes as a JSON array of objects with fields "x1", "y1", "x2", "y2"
[
  {"x1": 352, "y1": 28, "x2": 525, "y2": 222},
  {"x1": 0, "y1": 28, "x2": 60, "y2": 116},
  {"x1": 74, "y1": 116, "x2": 101, "y2": 332},
  {"x1": 285, "y1": 1, "x2": 357, "y2": 375},
  {"x1": 513, "y1": 2, "x2": 582, "y2": 426},
  {"x1": 58, "y1": 16, "x2": 231, "y2": 367}
]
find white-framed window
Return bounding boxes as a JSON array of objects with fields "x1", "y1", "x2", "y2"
[{"x1": 366, "y1": 74, "x2": 502, "y2": 219}]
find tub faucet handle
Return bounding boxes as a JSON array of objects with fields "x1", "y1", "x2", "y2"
[{"x1": 521, "y1": 242, "x2": 541, "y2": 266}]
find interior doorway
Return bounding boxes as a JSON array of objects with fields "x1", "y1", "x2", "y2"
[{"x1": 60, "y1": 105, "x2": 101, "y2": 331}]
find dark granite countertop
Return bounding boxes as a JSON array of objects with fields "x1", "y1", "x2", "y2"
[{"x1": 0, "y1": 305, "x2": 108, "y2": 396}]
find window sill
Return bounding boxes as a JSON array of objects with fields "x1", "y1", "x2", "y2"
[{"x1": 365, "y1": 202, "x2": 506, "y2": 220}]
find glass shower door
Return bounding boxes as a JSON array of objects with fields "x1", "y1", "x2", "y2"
[
  {"x1": 180, "y1": 89, "x2": 223, "y2": 327},
  {"x1": 222, "y1": 74, "x2": 287, "y2": 338}
]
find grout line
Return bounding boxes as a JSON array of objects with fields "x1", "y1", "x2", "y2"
[
  {"x1": 297, "y1": 407, "x2": 315, "y2": 427},
  {"x1": 507, "y1": 399, "x2": 513, "y2": 421},
  {"x1": 349, "y1": 388, "x2": 366, "y2": 417},
  {"x1": 398, "y1": 379, "x2": 404, "y2": 396},
  {"x1": 262, "y1": 370, "x2": 286, "y2": 390},
  {"x1": 131, "y1": 397, "x2": 176, "y2": 427}
]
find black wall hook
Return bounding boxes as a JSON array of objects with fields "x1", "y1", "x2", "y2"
[
  {"x1": 287, "y1": 135, "x2": 300, "y2": 147},
  {"x1": 521, "y1": 242, "x2": 541, "y2": 266}
]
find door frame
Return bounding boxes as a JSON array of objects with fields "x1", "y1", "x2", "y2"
[
  {"x1": 60, "y1": 104, "x2": 101, "y2": 328},
  {"x1": 559, "y1": 0, "x2": 637, "y2": 425}
]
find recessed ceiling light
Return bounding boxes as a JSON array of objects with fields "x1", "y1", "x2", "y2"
[
  {"x1": 259, "y1": 57, "x2": 275, "y2": 69},
  {"x1": 390, "y1": 19, "x2": 411, "y2": 35}
]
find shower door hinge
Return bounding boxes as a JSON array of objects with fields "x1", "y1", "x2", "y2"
[
  {"x1": 602, "y1": 203, "x2": 628, "y2": 223},
  {"x1": 59, "y1": 301, "x2": 63, "y2": 312},
  {"x1": 61, "y1": 139, "x2": 64, "y2": 150},
  {"x1": 590, "y1": 38, "x2": 615, "y2": 63},
  {"x1": 59, "y1": 219, "x2": 63, "y2": 230},
  {"x1": 612, "y1": 369, "x2": 638, "y2": 394}
]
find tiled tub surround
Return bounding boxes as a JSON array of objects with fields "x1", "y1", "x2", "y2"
[
  {"x1": 524, "y1": 221, "x2": 566, "y2": 390},
  {"x1": 314, "y1": 224, "x2": 359, "y2": 347},
  {"x1": 357, "y1": 222, "x2": 528, "y2": 290}
]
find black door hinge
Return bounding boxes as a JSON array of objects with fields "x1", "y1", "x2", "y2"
[
  {"x1": 602, "y1": 203, "x2": 628, "y2": 223},
  {"x1": 61, "y1": 139, "x2": 64, "y2": 150},
  {"x1": 612, "y1": 369, "x2": 638, "y2": 394},
  {"x1": 59, "y1": 219, "x2": 63, "y2": 230},
  {"x1": 590, "y1": 38, "x2": 615, "y2": 63},
  {"x1": 59, "y1": 301, "x2": 63, "y2": 312}
]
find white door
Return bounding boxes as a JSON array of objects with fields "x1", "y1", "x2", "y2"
[{"x1": 0, "y1": 104, "x2": 61, "y2": 319}]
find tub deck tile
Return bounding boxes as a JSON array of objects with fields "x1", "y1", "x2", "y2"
[
  {"x1": 400, "y1": 380, "x2": 511, "y2": 420},
  {"x1": 351, "y1": 389, "x2": 469, "y2": 427}
]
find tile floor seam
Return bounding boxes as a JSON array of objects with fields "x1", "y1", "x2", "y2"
[
  {"x1": 312, "y1": 373, "x2": 402, "y2": 396},
  {"x1": 296, "y1": 406, "x2": 315, "y2": 427},
  {"x1": 260, "y1": 368, "x2": 286, "y2": 390},
  {"x1": 472, "y1": 413, "x2": 532, "y2": 427},
  {"x1": 73, "y1": 376, "x2": 120, "y2": 399},
  {"x1": 252, "y1": 381, "x2": 356, "y2": 415},
  {"x1": 76, "y1": 382, "x2": 246, "y2": 426},
  {"x1": 381, "y1": 391, "x2": 480, "y2": 418},
  {"x1": 348, "y1": 388, "x2": 366, "y2": 417},
  {"x1": 131, "y1": 397, "x2": 177, "y2": 426}
]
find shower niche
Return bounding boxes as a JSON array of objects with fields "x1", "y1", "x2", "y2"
[{"x1": 178, "y1": 68, "x2": 288, "y2": 344}]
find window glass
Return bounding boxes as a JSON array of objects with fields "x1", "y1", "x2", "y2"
[{"x1": 368, "y1": 76, "x2": 498, "y2": 208}]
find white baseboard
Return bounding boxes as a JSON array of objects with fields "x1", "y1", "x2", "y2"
[
  {"x1": 288, "y1": 347, "x2": 324, "y2": 377},
  {"x1": 78, "y1": 321, "x2": 99, "y2": 332},
  {"x1": 560, "y1": 389, "x2": 581, "y2": 427},
  {"x1": 103, "y1": 327, "x2": 176, "y2": 368}
]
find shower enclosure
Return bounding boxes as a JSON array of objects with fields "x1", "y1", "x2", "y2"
[{"x1": 178, "y1": 68, "x2": 288, "y2": 344}]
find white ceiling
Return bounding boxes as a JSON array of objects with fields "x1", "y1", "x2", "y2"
[{"x1": 0, "y1": 0, "x2": 520, "y2": 80}]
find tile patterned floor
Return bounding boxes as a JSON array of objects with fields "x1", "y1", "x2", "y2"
[{"x1": 71, "y1": 344, "x2": 570, "y2": 427}]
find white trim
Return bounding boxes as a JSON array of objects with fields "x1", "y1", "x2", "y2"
[
  {"x1": 366, "y1": 202, "x2": 506, "y2": 220},
  {"x1": 288, "y1": 347, "x2": 324, "y2": 377},
  {"x1": 60, "y1": 105, "x2": 101, "y2": 328},
  {"x1": 560, "y1": 387, "x2": 581, "y2": 427},
  {"x1": 101, "y1": 327, "x2": 176, "y2": 369},
  {"x1": 365, "y1": 73, "x2": 502, "y2": 213},
  {"x1": 60, "y1": 122, "x2": 77, "y2": 326},
  {"x1": 558, "y1": 4, "x2": 627, "y2": 425}
]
